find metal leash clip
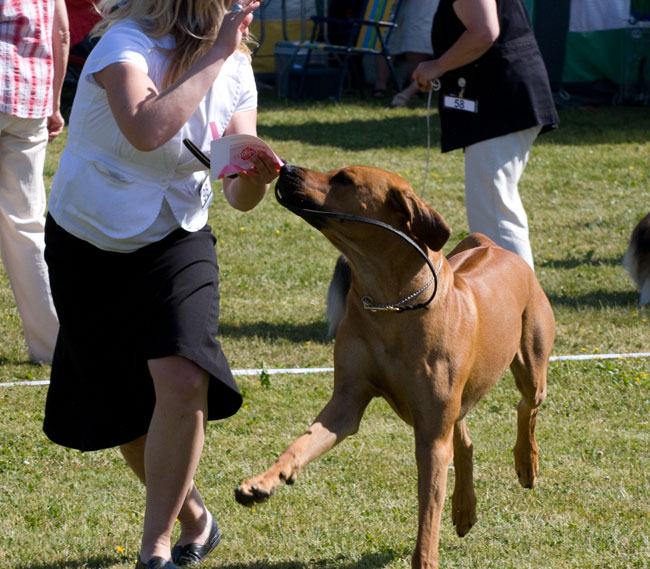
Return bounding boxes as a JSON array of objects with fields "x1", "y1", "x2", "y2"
[{"x1": 362, "y1": 297, "x2": 401, "y2": 312}]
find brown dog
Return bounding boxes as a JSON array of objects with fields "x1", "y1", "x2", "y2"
[{"x1": 236, "y1": 164, "x2": 555, "y2": 569}]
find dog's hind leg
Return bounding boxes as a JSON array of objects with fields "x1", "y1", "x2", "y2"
[
  {"x1": 510, "y1": 302, "x2": 553, "y2": 489},
  {"x1": 451, "y1": 418, "x2": 477, "y2": 537}
]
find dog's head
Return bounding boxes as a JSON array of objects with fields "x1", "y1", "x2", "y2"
[{"x1": 275, "y1": 164, "x2": 451, "y2": 252}]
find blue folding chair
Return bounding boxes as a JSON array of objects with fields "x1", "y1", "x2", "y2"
[{"x1": 288, "y1": 0, "x2": 403, "y2": 101}]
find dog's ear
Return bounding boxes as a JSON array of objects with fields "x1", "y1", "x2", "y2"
[{"x1": 388, "y1": 189, "x2": 451, "y2": 251}]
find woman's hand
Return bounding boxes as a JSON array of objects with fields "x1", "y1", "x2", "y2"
[
  {"x1": 237, "y1": 152, "x2": 281, "y2": 186},
  {"x1": 47, "y1": 109, "x2": 66, "y2": 142},
  {"x1": 221, "y1": 109, "x2": 280, "y2": 211},
  {"x1": 413, "y1": 60, "x2": 444, "y2": 92},
  {"x1": 223, "y1": 151, "x2": 280, "y2": 211},
  {"x1": 213, "y1": 1, "x2": 260, "y2": 57}
]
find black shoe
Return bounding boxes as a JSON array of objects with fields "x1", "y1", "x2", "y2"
[
  {"x1": 135, "y1": 556, "x2": 179, "y2": 569},
  {"x1": 171, "y1": 516, "x2": 222, "y2": 566}
]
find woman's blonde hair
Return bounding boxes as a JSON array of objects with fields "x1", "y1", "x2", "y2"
[{"x1": 92, "y1": 0, "x2": 253, "y2": 88}]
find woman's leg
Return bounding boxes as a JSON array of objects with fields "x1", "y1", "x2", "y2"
[
  {"x1": 120, "y1": 436, "x2": 214, "y2": 546},
  {"x1": 464, "y1": 126, "x2": 541, "y2": 270},
  {"x1": 0, "y1": 113, "x2": 59, "y2": 363},
  {"x1": 120, "y1": 355, "x2": 211, "y2": 562}
]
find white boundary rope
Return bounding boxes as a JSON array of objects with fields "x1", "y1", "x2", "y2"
[{"x1": 1, "y1": 353, "x2": 648, "y2": 387}]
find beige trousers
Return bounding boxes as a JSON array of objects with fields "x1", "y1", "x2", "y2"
[
  {"x1": 0, "y1": 111, "x2": 59, "y2": 363},
  {"x1": 464, "y1": 125, "x2": 542, "y2": 270}
]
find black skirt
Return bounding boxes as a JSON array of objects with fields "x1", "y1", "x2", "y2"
[{"x1": 43, "y1": 214, "x2": 242, "y2": 451}]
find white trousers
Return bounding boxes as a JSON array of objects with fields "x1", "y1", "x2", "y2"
[
  {"x1": 464, "y1": 126, "x2": 541, "y2": 270},
  {"x1": 0, "y1": 111, "x2": 59, "y2": 363}
]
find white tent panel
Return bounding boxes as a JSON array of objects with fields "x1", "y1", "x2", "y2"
[{"x1": 569, "y1": 0, "x2": 631, "y2": 32}]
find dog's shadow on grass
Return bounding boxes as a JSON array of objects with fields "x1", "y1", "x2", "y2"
[
  {"x1": 15, "y1": 555, "x2": 124, "y2": 569},
  {"x1": 547, "y1": 290, "x2": 640, "y2": 308},
  {"x1": 15, "y1": 552, "x2": 400, "y2": 569},
  {"x1": 219, "y1": 321, "x2": 331, "y2": 344},
  {"x1": 539, "y1": 253, "x2": 624, "y2": 270},
  {"x1": 217, "y1": 551, "x2": 401, "y2": 569}
]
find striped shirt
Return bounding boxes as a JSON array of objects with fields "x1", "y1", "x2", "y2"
[{"x1": 0, "y1": 0, "x2": 54, "y2": 119}]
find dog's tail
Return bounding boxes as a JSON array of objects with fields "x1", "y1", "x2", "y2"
[
  {"x1": 623, "y1": 213, "x2": 650, "y2": 306},
  {"x1": 326, "y1": 255, "x2": 351, "y2": 338}
]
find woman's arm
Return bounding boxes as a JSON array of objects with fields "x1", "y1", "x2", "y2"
[
  {"x1": 221, "y1": 108, "x2": 280, "y2": 212},
  {"x1": 93, "y1": 2, "x2": 259, "y2": 151},
  {"x1": 413, "y1": 0, "x2": 499, "y2": 89},
  {"x1": 48, "y1": 0, "x2": 70, "y2": 141}
]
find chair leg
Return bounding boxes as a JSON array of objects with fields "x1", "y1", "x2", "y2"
[
  {"x1": 350, "y1": 55, "x2": 367, "y2": 98},
  {"x1": 299, "y1": 47, "x2": 315, "y2": 99},
  {"x1": 334, "y1": 51, "x2": 354, "y2": 102},
  {"x1": 385, "y1": 54, "x2": 401, "y2": 92}
]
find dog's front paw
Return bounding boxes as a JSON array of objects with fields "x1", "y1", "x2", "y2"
[
  {"x1": 234, "y1": 482, "x2": 275, "y2": 506},
  {"x1": 235, "y1": 458, "x2": 301, "y2": 506}
]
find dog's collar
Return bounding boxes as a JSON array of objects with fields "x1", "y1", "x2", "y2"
[
  {"x1": 361, "y1": 256, "x2": 443, "y2": 313},
  {"x1": 275, "y1": 185, "x2": 442, "y2": 313}
]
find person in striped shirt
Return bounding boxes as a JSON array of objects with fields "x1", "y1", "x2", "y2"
[{"x1": 0, "y1": 0, "x2": 69, "y2": 363}]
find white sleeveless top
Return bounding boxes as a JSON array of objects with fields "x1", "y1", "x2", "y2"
[{"x1": 48, "y1": 20, "x2": 257, "y2": 252}]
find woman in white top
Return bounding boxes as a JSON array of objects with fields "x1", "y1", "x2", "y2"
[{"x1": 42, "y1": 1, "x2": 278, "y2": 568}]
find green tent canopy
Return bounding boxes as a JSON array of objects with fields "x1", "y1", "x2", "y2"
[{"x1": 525, "y1": 0, "x2": 650, "y2": 105}]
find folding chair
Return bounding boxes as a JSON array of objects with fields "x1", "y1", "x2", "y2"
[{"x1": 293, "y1": 0, "x2": 403, "y2": 101}]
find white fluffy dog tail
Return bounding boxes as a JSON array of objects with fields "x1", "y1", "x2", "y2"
[{"x1": 326, "y1": 255, "x2": 351, "y2": 338}]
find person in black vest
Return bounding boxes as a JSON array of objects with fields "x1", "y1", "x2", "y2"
[{"x1": 413, "y1": 0, "x2": 558, "y2": 269}]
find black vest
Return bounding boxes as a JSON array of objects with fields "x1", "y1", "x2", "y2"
[{"x1": 432, "y1": 0, "x2": 559, "y2": 152}]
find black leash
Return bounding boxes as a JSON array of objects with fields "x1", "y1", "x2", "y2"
[
  {"x1": 275, "y1": 185, "x2": 442, "y2": 312},
  {"x1": 422, "y1": 79, "x2": 441, "y2": 198},
  {"x1": 183, "y1": 138, "x2": 210, "y2": 168},
  {"x1": 182, "y1": 135, "x2": 442, "y2": 312}
]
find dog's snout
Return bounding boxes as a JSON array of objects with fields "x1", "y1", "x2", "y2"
[
  {"x1": 276, "y1": 164, "x2": 305, "y2": 207},
  {"x1": 279, "y1": 163, "x2": 303, "y2": 180},
  {"x1": 280, "y1": 163, "x2": 296, "y2": 175},
  {"x1": 277, "y1": 164, "x2": 306, "y2": 196},
  {"x1": 275, "y1": 164, "x2": 325, "y2": 221}
]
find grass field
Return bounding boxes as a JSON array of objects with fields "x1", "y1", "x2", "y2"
[{"x1": 0, "y1": 92, "x2": 649, "y2": 569}]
